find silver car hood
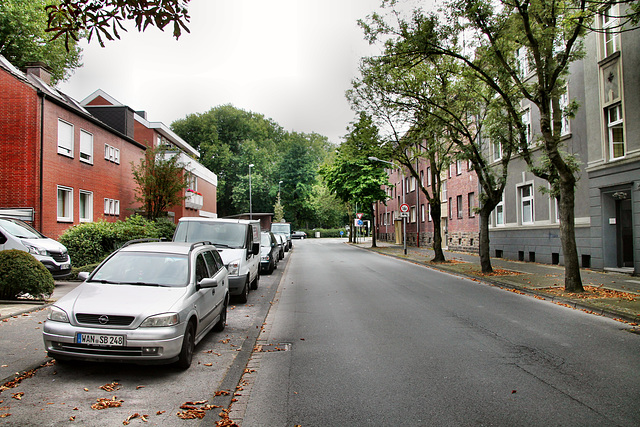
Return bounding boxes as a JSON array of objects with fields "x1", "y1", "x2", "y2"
[
  {"x1": 21, "y1": 237, "x2": 67, "y2": 254},
  {"x1": 57, "y1": 282, "x2": 189, "y2": 319}
]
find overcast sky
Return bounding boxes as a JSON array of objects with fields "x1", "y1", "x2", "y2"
[{"x1": 56, "y1": 0, "x2": 399, "y2": 144}]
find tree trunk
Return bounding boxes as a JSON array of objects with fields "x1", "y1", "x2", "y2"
[
  {"x1": 559, "y1": 182, "x2": 584, "y2": 292},
  {"x1": 371, "y1": 204, "x2": 377, "y2": 248},
  {"x1": 478, "y1": 206, "x2": 493, "y2": 273},
  {"x1": 430, "y1": 201, "x2": 446, "y2": 262}
]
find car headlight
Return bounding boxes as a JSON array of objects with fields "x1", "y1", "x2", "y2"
[
  {"x1": 25, "y1": 244, "x2": 47, "y2": 256},
  {"x1": 140, "y1": 313, "x2": 179, "y2": 327},
  {"x1": 261, "y1": 255, "x2": 269, "y2": 262},
  {"x1": 47, "y1": 306, "x2": 69, "y2": 323},
  {"x1": 227, "y1": 260, "x2": 240, "y2": 276}
]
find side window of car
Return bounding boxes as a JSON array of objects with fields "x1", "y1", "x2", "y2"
[
  {"x1": 212, "y1": 250, "x2": 224, "y2": 271},
  {"x1": 203, "y1": 251, "x2": 219, "y2": 275},
  {"x1": 0, "y1": 232, "x2": 6, "y2": 245},
  {"x1": 195, "y1": 254, "x2": 210, "y2": 283}
]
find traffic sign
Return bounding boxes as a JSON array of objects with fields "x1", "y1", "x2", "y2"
[
  {"x1": 356, "y1": 213, "x2": 364, "y2": 219},
  {"x1": 400, "y1": 212, "x2": 409, "y2": 218},
  {"x1": 400, "y1": 203, "x2": 410, "y2": 213}
]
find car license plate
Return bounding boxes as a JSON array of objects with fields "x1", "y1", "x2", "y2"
[
  {"x1": 77, "y1": 333, "x2": 125, "y2": 346},
  {"x1": 60, "y1": 263, "x2": 70, "y2": 270}
]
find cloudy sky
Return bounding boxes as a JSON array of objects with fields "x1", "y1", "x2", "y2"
[{"x1": 57, "y1": 0, "x2": 398, "y2": 144}]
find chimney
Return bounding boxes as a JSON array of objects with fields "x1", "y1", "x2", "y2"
[{"x1": 25, "y1": 62, "x2": 53, "y2": 85}]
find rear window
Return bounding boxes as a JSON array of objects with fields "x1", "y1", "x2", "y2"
[{"x1": 271, "y1": 224, "x2": 290, "y2": 234}]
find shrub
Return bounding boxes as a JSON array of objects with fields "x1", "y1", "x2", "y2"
[
  {"x1": 59, "y1": 215, "x2": 177, "y2": 268},
  {"x1": 0, "y1": 250, "x2": 55, "y2": 300},
  {"x1": 301, "y1": 228, "x2": 345, "y2": 238}
]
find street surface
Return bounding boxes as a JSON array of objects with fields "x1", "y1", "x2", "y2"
[
  {"x1": 0, "y1": 252, "x2": 288, "y2": 426},
  {"x1": 240, "y1": 239, "x2": 640, "y2": 426}
]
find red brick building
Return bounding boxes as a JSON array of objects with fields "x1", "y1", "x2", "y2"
[
  {"x1": 81, "y1": 90, "x2": 218, "y2": 221},
  {"x1": 0, "y1": 57, "x2": 217, "y2": 239},
  {"x1": 374, "y1": 157, "x2": 479, "y2": 253}
]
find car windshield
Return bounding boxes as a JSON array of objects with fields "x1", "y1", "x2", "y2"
[
  {"x1": 174, "y1": 222, "x2": 246, "y2": 248},
  {"x1": 0, "y1": 219, "x2": 44, "y2": 239},
  {"x1": 271, "y1": 224, "x2": 289, "y2": 234},
  {"x1": 91, "y1": 252, "x2": 189, "y2": 287}
]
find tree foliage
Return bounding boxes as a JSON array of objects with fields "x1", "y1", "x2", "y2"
[
  {"x1": 130, "y1": 145, "x2": 189, "y2": 220},
  {"x1": 0, "y1": 0, "x2": 82, "y2": 83},
  {"x1": 171, "y1": 105, "x2": 336, "y2": 229},
  {"x1": 45, "y1": 0, "x2": 190, "y2": 49}
]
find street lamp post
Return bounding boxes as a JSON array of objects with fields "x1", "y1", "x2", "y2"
[
  {"x1": 249, "y1": 164, "x2": 254, "y2": 220},
  {"x1": 369, "y1": 156, "x2": 407, "y2": 255},
  {"x1": 278, "y1": 180, "x2": 283, "y2": 198}
]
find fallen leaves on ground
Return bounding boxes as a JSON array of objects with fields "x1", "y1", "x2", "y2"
[
  {"x1": 478, "y1": 269, "x2": 524, "y2": 277},
  {"x1": 100, "y1": 382, "x2": 121, "y2": 392},
  {"x1": 0, "y1": 360, "x2": 54, "y2": 393},
  {"x1": 91, "y1": 396, "x2": 124, "y2": 410},
  {"x1": 11, "y1": 392, "x2": 23, "y2": 400},
  {"x1": 541, "y1": 285, "x2": 637, "y2": 301},
  {"x1": 176, "y1": 399, "x2": 221, "y2": 420},
  {"x1": 123, "y1": 412, "x2": 148, "y2": 425}
]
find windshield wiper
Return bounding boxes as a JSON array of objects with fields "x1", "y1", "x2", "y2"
[{"x1": 89, "y1": 279, "x2": 122, "y2": 284}]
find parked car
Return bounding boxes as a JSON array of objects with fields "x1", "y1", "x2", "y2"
[
  {"x1": 260, "y1": 232, "x2": 279, "y2": 274},
  {"x1": 271, "y1": 222, "x2": 292, "y2": 250},
  {"x1": 173, "y1": 218, "x2": 260, "y2": 303},
  {"x1": 292, "y1": 230, "x2": 307, "y2": 239},
  {"x1": 273, "y1": 232, "x2": 289, "y2": 253},
  {"x1": 0, "y1": 218, "x2": 71, "y2": 279},
  {"x1": 42, "y1": 240, "x2": 229, "y2": 369},
  {"x1": 273, "y1": 233, "x2": 285, "y2": 260}
]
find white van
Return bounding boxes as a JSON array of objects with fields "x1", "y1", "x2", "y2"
[
  {"x1": 173, "y1": 218, "x2": 260, "y2": 303},
  {"x1": 0, "y1": 218, "x2": 72, "y2": 279}
]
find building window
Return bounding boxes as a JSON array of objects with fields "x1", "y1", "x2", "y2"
[
  {"x1": 79, "y1": 190, "x2": 93, "y2": 222},
  {"x1": 600, "y1": 4, "x2": 620, "y2": 58},
  {"x1": 457, "y1": 195, "x2": 463, "y2": 219},
  {"x1": 606, "y1": 104, "x2": 625, "y2": 160},
  {"x1": 79, "y1": 130, "x2": 93, "y2": 164},
  {"x1": 420, "y1": 170, "x2": 424, "y2": 187},
  {"x1": 57, "y1": 119, "x2": 74, "y2": 157},
  {"x1": 468, "y1": 192, "x2": 475, "y2": 217},
  {"x1": 426, "y1": 167, "x2": 431, "y2": 186},
  {"x1": 522, "y1": 109, "x2": 532, "y2": 145},
  {"x1": 428, "y1": 203, "x2": 432, "y2": 222},
  {"x1": 520, "y1": 184, "x2": 534, "y2": 224},
  {"x1": 410, "y1": 206, "x2": 416, "y2": 223},
  {"x1": 421, "y1": 204, "x2": 426, "y2": 222},
  {"x1": 495, "y1": 193, "x2": 504, "y2": 226},
  {"x1": 104, "y1": 198, "x2": 120, "y2": 216},
  {"x1": 518, "y1": 47, "x2": 531, "y2": 78},
  {"x1": 104, "y1": 144, "x2": 121, "y2": 164},
  {"x1": 448, "y1": 197, "x2": 452, "y2": 219},
  {"x1": 57, "y1": 186, "x2": 73, "y2": 222},
  {"x1": 456, "y1": 159, "x2": 462, "y2": 175},
  {"x1": 559, "y1": 88, "x2": 570, "y2": 136},
  {"x1": 493, "y1": 140, "x2": 502, "y2": 161}
]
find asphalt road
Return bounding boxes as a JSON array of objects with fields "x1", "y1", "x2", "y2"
[
  {"x1": 240, "y1": 238, "x2": 640, "y2": 426},
  {"x1": 0, "y1": 251, "x2": 288, "y2": 426}
]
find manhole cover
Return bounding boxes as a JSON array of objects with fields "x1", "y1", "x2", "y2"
[{"x1": 254, "y1": 343, "x2": 291, "y2": 352}]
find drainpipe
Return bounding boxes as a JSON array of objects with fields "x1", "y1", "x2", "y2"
[{"x1": 39, "y1": 92, "x2": 45, "y2": 231}]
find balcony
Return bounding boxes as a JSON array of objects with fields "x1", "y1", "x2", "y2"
[{"x1": 185, "y1": 190, "x2": 203, "y2": 210}]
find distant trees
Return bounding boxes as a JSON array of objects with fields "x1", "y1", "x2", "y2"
[{"x1": 171, "y1": 105, "x2": 341, "y2": 229}]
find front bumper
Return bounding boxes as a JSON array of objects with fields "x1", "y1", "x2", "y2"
[
  {"x1": 42, "y1": 320, "x2": 184, "y2": 364},
  {"x1": 228, "y1": 274, "x2": 247, "y2": 296}
]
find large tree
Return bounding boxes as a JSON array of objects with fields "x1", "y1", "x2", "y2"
[{"x1": 0, "y1": 0, "x2": 82, "y2": 83}]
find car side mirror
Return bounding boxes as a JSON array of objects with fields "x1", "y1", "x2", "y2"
[
  {"x1": 78, "y1": 271, "x2": 90, "y2": 281},
  {"x1": 252, "y1": 242, "x2": 260, "y2": 256},
  {"x1": 197, "y1": 277, "x2": 218, "y2": 289}
]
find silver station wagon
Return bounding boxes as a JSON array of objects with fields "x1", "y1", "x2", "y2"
[{"x1": 42, "y1": 240, "x2": 229, "y2": 369}]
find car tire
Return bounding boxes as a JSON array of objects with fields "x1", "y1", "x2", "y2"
[
  {"x1": 176, "y1": 322, "x2": 195, "y2": 370},
  {"x1": 237, "y1": 277, "x2": 249, "y2": 303},
  {"x1": 213, "y1": 297, "x2": 228, "y2": 332}
]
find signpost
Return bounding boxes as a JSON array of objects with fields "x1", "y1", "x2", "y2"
[{"x1": 399, "y1": 204, "x2": 409, "y2": 255}]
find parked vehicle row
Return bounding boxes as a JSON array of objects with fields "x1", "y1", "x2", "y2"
[{"x1": 42, "y1": 218, "x2": 293, "y2": 370}]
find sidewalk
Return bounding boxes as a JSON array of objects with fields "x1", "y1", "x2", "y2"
[{"x1": 353, "y1": 238, "x2": 640, "y2": 325}]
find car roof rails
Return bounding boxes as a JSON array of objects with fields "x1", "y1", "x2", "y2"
[
  {"x1": 189, "y1": 241, "x2": 214, "y2": 253},
  {"x1": 120, "y1": 238, "x2": 166, "y2": 248}
]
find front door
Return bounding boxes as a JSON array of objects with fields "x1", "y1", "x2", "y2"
[{"x1": 616, "y1": 198, "x2": 633, "y2": 268}]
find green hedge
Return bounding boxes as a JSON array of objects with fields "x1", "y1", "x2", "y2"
[
  {"x1": 0, "y1": 250, "x2": 55, "y2": 300},
  {"x1": 300, "y1": 228, "x2": 346, "y2": 238},
  {"x1": 59, "y1": 215, "x2": 176, "y2": 268}
]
